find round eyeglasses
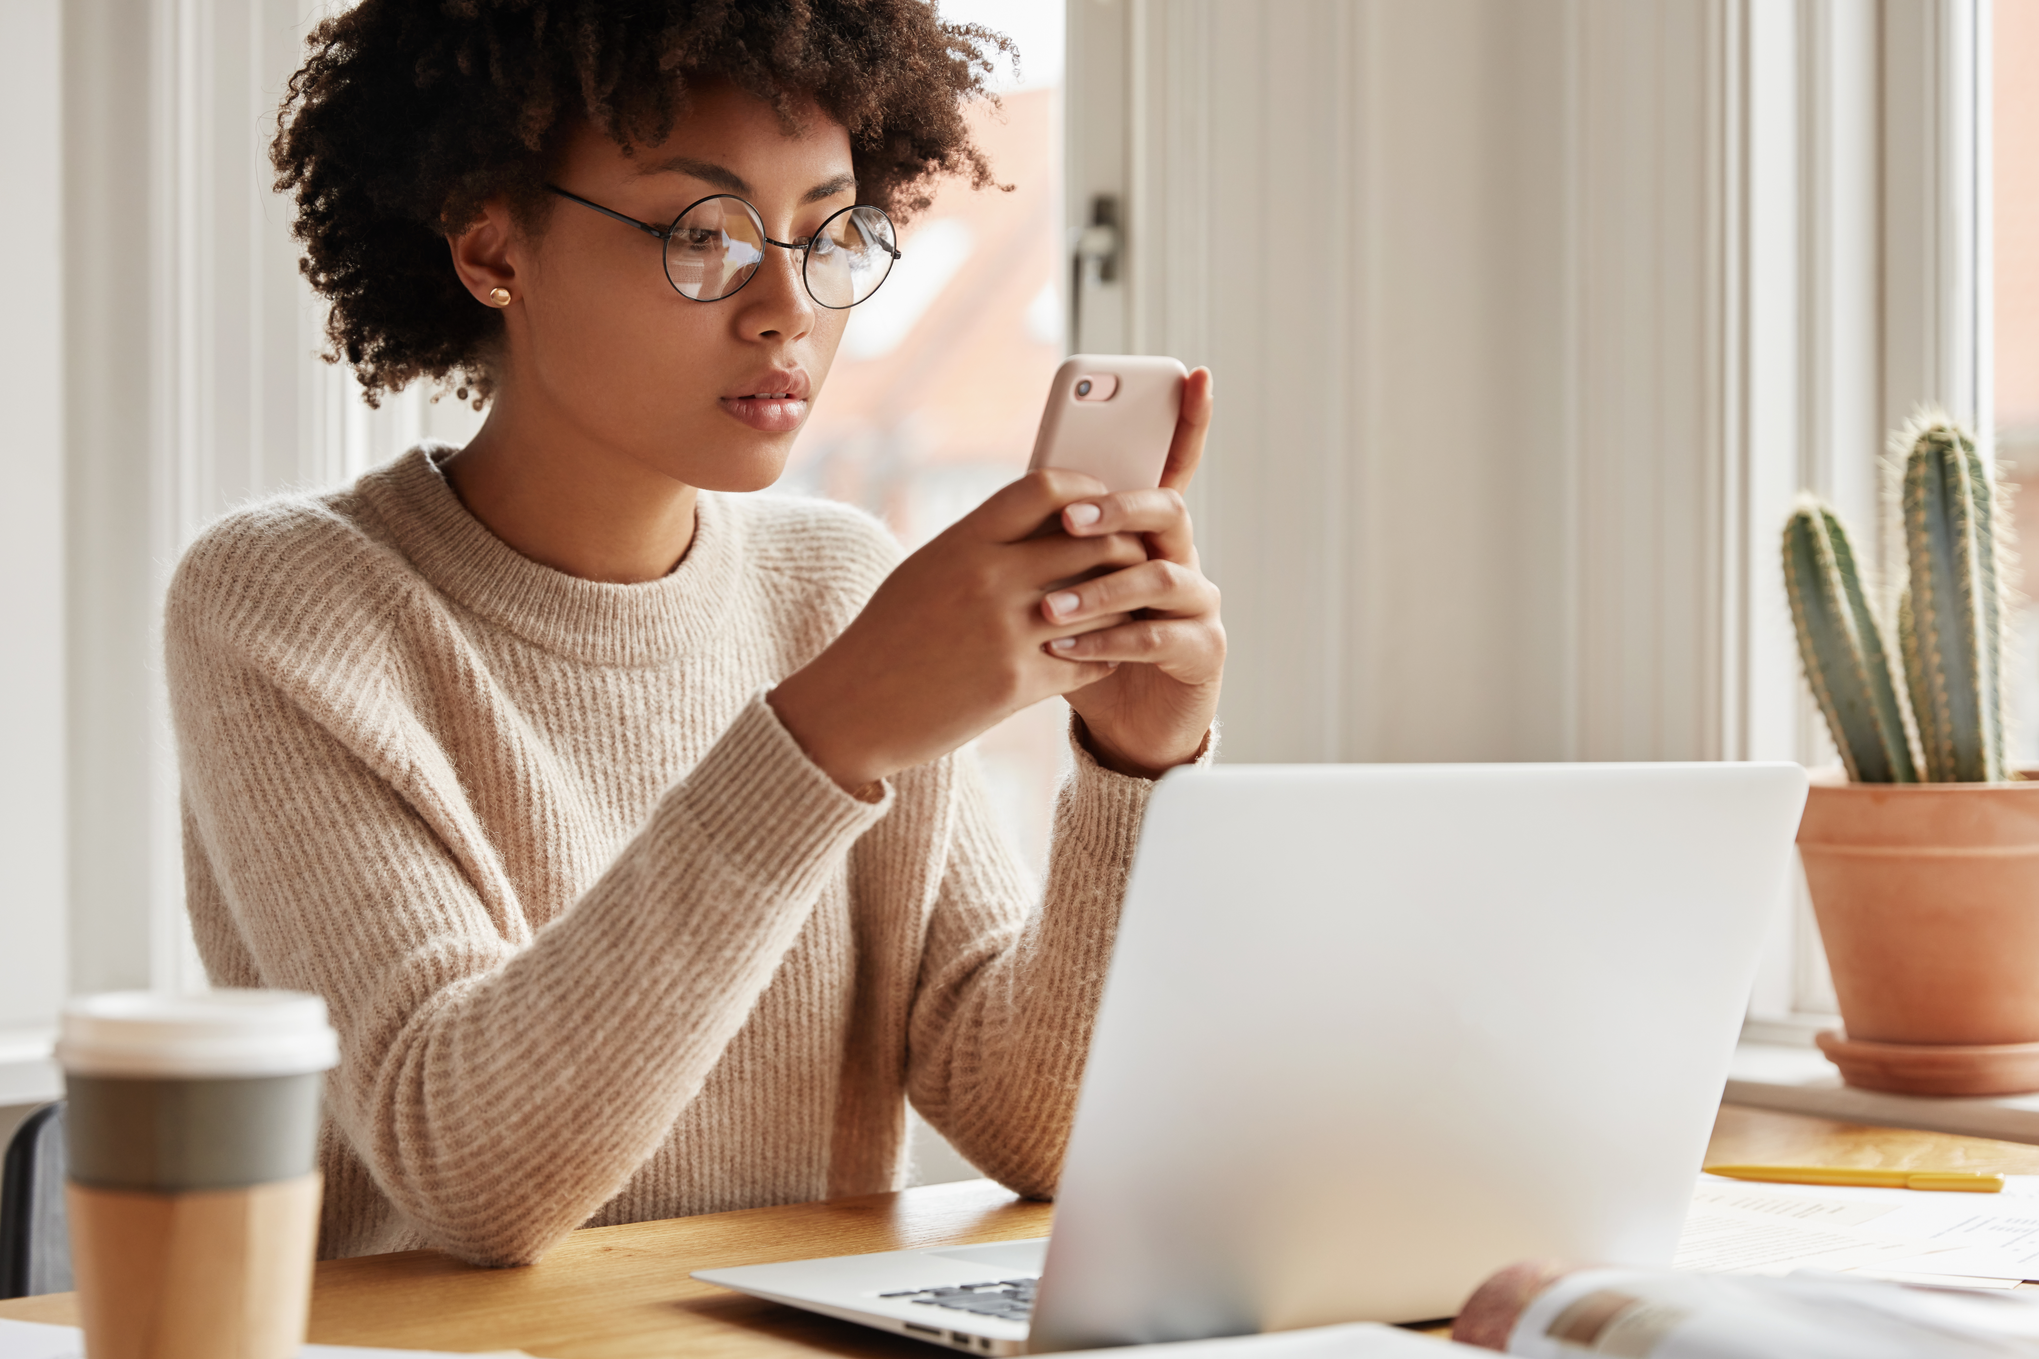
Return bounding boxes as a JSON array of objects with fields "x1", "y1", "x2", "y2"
[{"x1": 546, "y1": 185, "x2": 900, "y2": 310}]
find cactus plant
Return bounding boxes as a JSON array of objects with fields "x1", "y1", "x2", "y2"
[
  {"x1": 1783, "y1": 412, "x2": 2013, "y2": 784},
  {"x1": 1901, "y1": 421, "x2": 2009, "y2": 782},
  {"x1": 1783, "y1": 502, "x2": 1917, "y2": 782}
]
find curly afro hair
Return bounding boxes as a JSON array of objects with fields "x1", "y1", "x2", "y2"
[{"x1": 272, "y1": 0, "x2": 1013, "y2": 404}]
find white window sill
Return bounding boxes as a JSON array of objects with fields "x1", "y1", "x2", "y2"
[
  {"x1": 17, "y1": 1025, "x2": 2039, "y2": 1147},
  {"x1": 0, "y1": 1028, "x2": 59, "y2": 1108},
  {"x1": 1727, "y1": 1039, "x2": 2039, "y2": 1146}
]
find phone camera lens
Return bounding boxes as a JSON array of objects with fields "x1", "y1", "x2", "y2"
[{"x1": 1076, "y1": 379, "x2": 1093, "y2": 397}]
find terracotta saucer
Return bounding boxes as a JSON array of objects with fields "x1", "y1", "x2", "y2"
[{"x1": 1817, "y1": 1030, "x2": 2039, "y2": 1097}]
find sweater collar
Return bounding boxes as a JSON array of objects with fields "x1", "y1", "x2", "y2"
[{"x1": 358, "y1": 445, "x2": 743, "y2": 666}]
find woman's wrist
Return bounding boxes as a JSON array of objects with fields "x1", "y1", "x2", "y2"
[
  {"x1": 1073, "y1": 715, "x2": 1204, "y2": 781},
  {"x1": 767, "y1": 667, "x2": 889, "y2": 797}
]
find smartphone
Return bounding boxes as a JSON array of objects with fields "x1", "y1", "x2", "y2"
[{"x1": 1026, "y1": 354, "x2": 1189, "y2": 492}]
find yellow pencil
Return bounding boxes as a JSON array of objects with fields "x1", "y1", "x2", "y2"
[{"x1": 1704, "y1": 1163, "x2": 2005, "y2": 1193}]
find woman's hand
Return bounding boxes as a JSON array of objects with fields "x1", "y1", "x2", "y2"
[
  {"x1": 768, "y1": 469, "x2": 1151, "y2": 793},
  {"x1": 1047, "y1": 368, "x2": 1223, "y2": 777},
  {"x1": 769, "y1": 367, "x2": 1222, "y2": 792}
]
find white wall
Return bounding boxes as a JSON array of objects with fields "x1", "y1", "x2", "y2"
[
  {"x1": 1072, "y1": 0, "x2": 1759, "y2": 766},
  {"x1": 0, "y1": 0, "x2": 68, "y2": 1094}
]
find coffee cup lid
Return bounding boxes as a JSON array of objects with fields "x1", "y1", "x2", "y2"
[{"x1": 57, "y1": 990, "x2": 341, "y2": 1078}]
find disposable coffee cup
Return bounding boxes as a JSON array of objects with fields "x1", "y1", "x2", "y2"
[{"x1": 56, "y1": 990, "x2": 339, "y2": 1359}]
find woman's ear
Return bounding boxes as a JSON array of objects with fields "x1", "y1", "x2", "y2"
[{"x1": 447, "y1": 200, "x2": 522, "y2": 308}]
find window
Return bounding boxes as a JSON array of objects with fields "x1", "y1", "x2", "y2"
[{"x1": 785, "y1": 0, "x2": 1069, "y2": 875}]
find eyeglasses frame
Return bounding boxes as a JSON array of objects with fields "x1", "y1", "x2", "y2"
[{"x1": 545, "y1": 184, "x2": 901, "y2": 310}]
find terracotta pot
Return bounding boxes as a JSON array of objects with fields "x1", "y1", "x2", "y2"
[{"x1": 1798, "y1": 768, "x2": 2039, "y2": 1095}]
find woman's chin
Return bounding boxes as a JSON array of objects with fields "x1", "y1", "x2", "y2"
[{"x1": 681, "y1": 446, "x2": 794, "y2": 495}]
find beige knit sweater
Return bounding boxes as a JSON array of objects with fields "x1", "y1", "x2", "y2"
[{"x1": 165, "y1": 445, "x2": 1164, "y2": 1266}]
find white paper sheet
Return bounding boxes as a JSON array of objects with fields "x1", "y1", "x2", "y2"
[
  {"x1": 1690, "y1": 1172, "x2": 2039, "y2": 1283},
  {"x1": 1034, "y1": 1321, "x2": 1482, "y2": 1355},
  {"x1": 0, "y1": 1317, "x2": 532, "y2": 1359},
  {"x1": 1673, "y1": 1190, "x2": 1935, "y2": 1274}
]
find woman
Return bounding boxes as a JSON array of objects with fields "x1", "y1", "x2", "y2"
[{"x1": 166, "y1": 0, "x2": 1224, "y2": 1267}]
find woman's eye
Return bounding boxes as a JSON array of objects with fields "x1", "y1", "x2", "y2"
[{"x1": 664, "y1": 226, "x2": 721, "y2": 252}]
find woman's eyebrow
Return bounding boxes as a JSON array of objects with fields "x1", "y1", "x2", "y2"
[
  {"x1": 637, "y1": 156, "x2": 750, "y2": 194},
  {"x1": 801, "y1": 173, "x2": 857, "y2": 204},
  {"x1": 633, "y1": 156, "x2": 856, "y2": 206}
]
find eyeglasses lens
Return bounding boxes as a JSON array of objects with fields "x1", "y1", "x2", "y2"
[
  {"x1": 806, "y1": 206, "x2": 897, "y2": 309},
  {"x1": 664, "y1": 197, "x2": 766, "y2": 301}
]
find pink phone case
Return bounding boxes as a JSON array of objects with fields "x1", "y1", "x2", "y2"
[{"x1": 1026, "y1": 355, "x2": 1189, "y2": 493}]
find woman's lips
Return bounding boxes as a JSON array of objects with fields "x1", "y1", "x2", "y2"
[{"x1": 718, "y1": 394, "x2": 810, "y2": 433}]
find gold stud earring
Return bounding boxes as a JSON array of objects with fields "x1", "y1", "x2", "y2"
[{"x1": 488, "y1": 287, "x2": 512, "y2": 307}]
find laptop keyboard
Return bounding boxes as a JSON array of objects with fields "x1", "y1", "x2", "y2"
[{"x1": 880, "y1": 1278, "x2": 1038, "y2": 1323}]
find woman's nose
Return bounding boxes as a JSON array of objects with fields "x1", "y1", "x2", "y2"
[{"x1": 739, "y1": 241, "x2": 816, "y2": 339}]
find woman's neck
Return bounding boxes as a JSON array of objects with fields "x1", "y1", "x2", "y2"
[{"x1": 443, "y1": 384, "x2": 699, "y2": 584}]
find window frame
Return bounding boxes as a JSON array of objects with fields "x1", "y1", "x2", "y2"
[{"x1": 0, "y1": 0, "x2": 67, "y2": 1107}]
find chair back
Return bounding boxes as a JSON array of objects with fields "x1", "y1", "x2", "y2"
[{"x1": 0, "y1": 1102, "x2": 71, "y2": 1298}]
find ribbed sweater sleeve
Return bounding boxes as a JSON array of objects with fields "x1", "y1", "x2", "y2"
[
  {"x1": 904, "y1": 731, "x2": 1167, "y2": 1196},
  {"x1": 168, "y1": 529, "x2": 889, "y2": 1265}
]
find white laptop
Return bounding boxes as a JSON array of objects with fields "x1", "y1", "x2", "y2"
[{"x1": 695, "y1": 762, "x2": 1809, "y2": 1354}]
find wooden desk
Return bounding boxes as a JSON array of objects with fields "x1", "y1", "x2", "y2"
[{"x1": 7, "y1": 1105, "x2": 2039, "y2": 1357}]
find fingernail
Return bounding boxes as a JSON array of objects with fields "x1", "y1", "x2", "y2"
[
  {"x1": 1047, "y1": 591, "x2": 1081, "y2": 618},
  {"x1": 1065, "y1": 502, "x2": 1102, "y2": 528},
  {"x1": 1048, "y1": 636, "x2": 1078, "y2": 653}
]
